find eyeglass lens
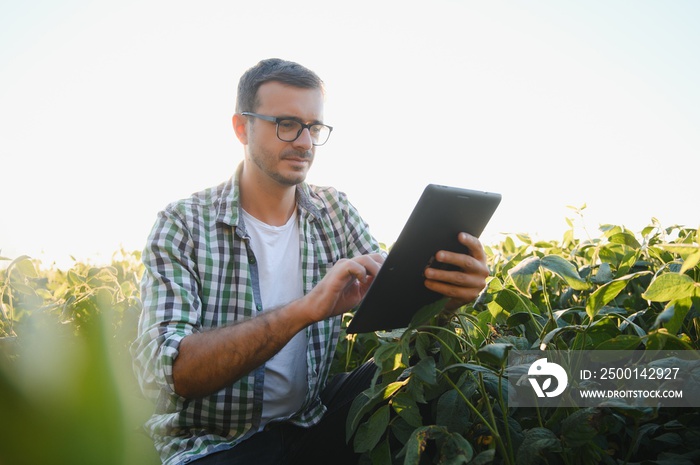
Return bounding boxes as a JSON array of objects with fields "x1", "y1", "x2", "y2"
[{"x1": 277, "y1": 119, "x2": 331, "y2": 145}]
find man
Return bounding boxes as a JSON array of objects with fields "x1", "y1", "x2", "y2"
[{"x1": 131, "y1": 58, "x2": 489, "y2": 465}]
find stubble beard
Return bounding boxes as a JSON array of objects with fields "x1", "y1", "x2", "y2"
[{"x1": 250, "y1": 148, "x2": 314, "y2": 187}]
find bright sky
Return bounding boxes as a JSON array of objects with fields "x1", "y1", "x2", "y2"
[{"x1": 1, "y1": 0, "x2": 698, "y2": 269}]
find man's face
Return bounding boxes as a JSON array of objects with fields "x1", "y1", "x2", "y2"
[{"x1": 245, "y1": 81, "x2": 325, "y2": 187}]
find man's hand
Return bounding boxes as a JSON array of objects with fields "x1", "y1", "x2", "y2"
[
  {"x1": 304, "y1": 253, "x2": 385, "y2": 322},
  {"x1": 423, "y1": 232, "x2": 489, "y2": 311}
]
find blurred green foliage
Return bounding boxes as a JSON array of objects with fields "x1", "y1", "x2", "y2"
[{"x1": 0, "y1": 250, "x2": 158, "y2": 465}]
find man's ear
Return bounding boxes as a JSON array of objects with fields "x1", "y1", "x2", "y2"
[{"x1": 232, "y1": 113, "x2": 248, "y2": 144}]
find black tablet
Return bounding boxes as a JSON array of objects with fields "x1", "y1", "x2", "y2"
[{"x1": 346, "y1": 184, "x2": 501, "y2": 333}]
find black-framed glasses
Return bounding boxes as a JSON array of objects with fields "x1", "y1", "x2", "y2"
[{"x1": 241, "y1": 112, "x2": 333, "y2": 146}]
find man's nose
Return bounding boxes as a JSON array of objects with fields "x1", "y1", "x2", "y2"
[{"x1": 292, "y1": 127, "x2": 314, "y2": 150}]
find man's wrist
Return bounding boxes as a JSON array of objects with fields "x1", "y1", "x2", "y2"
[{"x1": 291, "y1": 291, "x2": 326, "y2": 327}]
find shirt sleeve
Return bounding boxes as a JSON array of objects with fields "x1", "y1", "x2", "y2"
[
  {"x1": 339, "y1": 191, "x2": 382, "y2": 258},
  {"x1": 130, "y1": 206, "x2": 202, "y2": 410}
]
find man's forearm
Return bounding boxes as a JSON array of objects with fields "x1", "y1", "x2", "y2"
[
  {"x1": 172, "y1": 295, "x2": 316, "y2": 399},
  {"x1": 170, "y1": 254, "x2": 382, "y2": 399}
]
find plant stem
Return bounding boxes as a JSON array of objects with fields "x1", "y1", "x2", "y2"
[
  {"x1": 456, "y1": 314, "x2": 491, "y2": 348},
  {"x1": 418, "y1": 330, "x2": 464, "y2": 363},
  {"x1": 536, "y1": 270, "x2": 558, "y2": 349},
  {"x1": 422, "y1": 324, "x2": 479, "y2": 356},
  {"x1": 479, "y1": 372, "x2": 514, "y2": 465},
  {"x1": 622, "y1": 419, "x2": 640, "y2": 465},
  {"x1": 539, "y1": 270, "x2": 555, "y2": 323},
  {"x1": 496, "y1": 368, "x2": 516, "y2": 465},
  {"x1": 441, "y1": 370, "x2": 512, "y2": 465}
]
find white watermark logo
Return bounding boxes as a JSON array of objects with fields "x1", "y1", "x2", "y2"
[
  {"x1": 528, "y1": 358, "x2": 568, "y2": 398},
  {"x1": 509, "y1": 350, "x2": 698, "y2": 408}
]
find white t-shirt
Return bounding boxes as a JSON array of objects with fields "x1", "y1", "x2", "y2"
[{"x1": 240, "y1": 209, "x2": 308, "y2": 428}]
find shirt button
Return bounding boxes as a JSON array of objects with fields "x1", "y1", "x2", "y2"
[
  {"x1": 256, "y1": 304, "x2": 262, "y2": 311},
  {"x1": 249, "y1": 257, "x2": 256, "y2": 264}
]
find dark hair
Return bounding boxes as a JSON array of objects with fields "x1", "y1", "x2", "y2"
[{"x1": 235, "y1": 58, "x2": 325, "y2": 114}]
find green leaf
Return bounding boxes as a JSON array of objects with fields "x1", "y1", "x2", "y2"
[
  {"x1": 608, "y1": 231, "x2": 641, "y2": 249},
  {"x1": 405, "y1": 374, "x2": 427, "y2": 404},
  {"x1": 616, "y1": 312, "x2": 648, "y2": 338},
  {"x1": 9, "y1": 282, "x2": 37, "y2": 296},
  {"x1": 594, "y1": 335, "x2": 642, "y2": 350},
  {"x1": 560, "y1": 408, "x2": 599, "y2": 448},
  {"x1": 67, "y1": 270, "x2": 85, "y2": 285},
  {"x1": 402, "y1": 425, "x2": 448, "y2": 465},
  {"x1": 541, "y1": 255, "x2": 589, "y2": 290},
  {"x1": 586, "y1": 280, "x2": 627, "y2": 319},
  {"x1": 586, "y1": 271, "x2": 650, "y2": 319},
  {"x1": 494, "y1": 288, "x2": 540, "y2": 315},
  {"x1": 408, "y1": 298, "x2": 449, "y2": 329},
  {"x1": 470, "y1": 450, "x2": 496, "y2": 465},
  {"x1": 389, "y1": 417, "x2": 416, "y2": 447},
  {"x1": 346, "y1": 380, "x2": 407, "y2": 441},
  {"x1": 461, "y1": 310, "x2": 494, "y2": 349},
  {"x1": 652, "y1": 297, "x2": 692, "y2": 334},
  {"x1": 506, "y1": 311, "x2": 537, "y2": 327},
  {"x1": 540, "y1": 325, "x2": 585, "y2": 349},
  {"x1": 439, "y1": 432, "x2": 474, "y2": 464},
  {"x1": 436, "y1": 389, "x2": 472, "y2": 434},
  {"x1": 516, "y1": 233, "x2": 532, "y2": 244},
  {"x1": 35, "y1": 288, "x2": 53, "y2": 300},
  {"x1": 507, "y1": 257, "x2": 541, "y2": 297},
  {"x1": 616, "y1": 250, "x2": 640, "y2": 278},
  {"x1": 374, "y1": 342, "x2": 405, "y2": 373},
  {"x1": 476, "y1": 342, "x2": 513, "y2": 368},
  {"x1": 655, "y1": 243, "x2": 700, "y2": 256},
  {"x1": 517, "y1": 427, "x2": 562, "y2": 465},
  {"x1": 591, "y1": 263, "x2": 613, "y2": 284},
  {"x1": 600, "y1": 224, "x2": 622, "y2": 235},
  {"x1": 642, "y1": 273, "x2": 697, "y2": 302},
  {"x1": 14, "y1": 257, "x2": 38, "y2": 278},
  {"x1": 681, "y1": 250, "x2": 700, "y2": 273},
  {"x1": 653, "y1": 432, "x2": 684, "y2": 447},
  {"x1": 369, "y1": 438, "x2": 392, "y2": 465},
  {"x1": 391, "y1": 392, "x2": 423, "y2": 428},
  {"x1": 353, "y1": 404, "x2": 390, "y2": 453},
  {"x1": 382, "y1": 381, "x2": 407, "y2": 400},
  {"x1": 645, "y1": 330, "x2": 695, "y2": 351},
  {"x1": 414, "y1": 332, "x2": 432, "y2": 360},
  {"x1": 412, "y1": 357, "x2": 437, "y2": 385}
]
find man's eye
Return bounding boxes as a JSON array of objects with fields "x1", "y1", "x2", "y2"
[{"x1": 278, "y1": 120, "x2": 299, "y2": 130}]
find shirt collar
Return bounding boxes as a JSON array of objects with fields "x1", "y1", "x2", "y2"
[{"x1": 216, "y1": 162, "x2": 324, "y2": 227}]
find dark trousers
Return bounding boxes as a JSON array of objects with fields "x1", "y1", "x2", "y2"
[{"x1": 193, "y1": 360, "x2": 377, "y2": 465}]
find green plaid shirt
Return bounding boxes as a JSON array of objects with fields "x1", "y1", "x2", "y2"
[{"x1": 131, "y1": 168, "x2": 379, "y2": 465}]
